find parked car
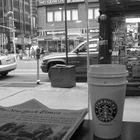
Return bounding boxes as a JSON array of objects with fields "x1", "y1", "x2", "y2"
[
  {"x1": 41, "y1": 38, "x2": 99, "y2": 78},
  {"x1": 0, "y1": 53, "x2": 17, "y2": 76}
]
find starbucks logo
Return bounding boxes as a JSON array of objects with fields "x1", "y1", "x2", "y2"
[{"x1": 95, "y1": 98, "x2": 117, "y2": 122}]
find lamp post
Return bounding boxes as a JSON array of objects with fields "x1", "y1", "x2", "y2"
[
  {"x1": 5, "y1": 11, "x2": 16, "y2": 54},
  {"x1": 10, "y1": 17, "x2": 16, "y2": 54}
]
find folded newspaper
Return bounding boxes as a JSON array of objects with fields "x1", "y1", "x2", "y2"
[{"x1": 0, "y1": 99, "x2": 88, "y2": 140}]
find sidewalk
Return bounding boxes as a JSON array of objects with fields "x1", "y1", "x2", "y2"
[
  {"x1": 0, "y1": 82, "x2": 140, "y2": 122},
  {"x1": 0, "y1": 82, "x2": 88, "y2": 110}
]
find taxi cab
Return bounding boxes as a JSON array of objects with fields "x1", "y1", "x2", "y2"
[{"x1": 0, "y1": 53, "x2": 17, "y2": 76}]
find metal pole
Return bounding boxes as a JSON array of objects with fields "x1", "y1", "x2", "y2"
[
  {"x1": 85, "y1": 0, "x2": 91, "y2": 121},
  {"x1": 12, "y1": 24, "x2": 16, "y2": 54},
  {"x1": 2, "y1": 0, "x2": 4, "y2": 52},
  {"x1": 37, "y1": 58, "x2": 40, "y2": 84},
  {"x1": 36, "y1": 48, "x2": 40, "y2": 84},
  {"x1": 64, "y1": 0, "x2": 68, "y2": 65}
]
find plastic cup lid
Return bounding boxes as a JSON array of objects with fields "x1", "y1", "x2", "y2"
[{"x1": 88, "y1": 64, "x2": 128, "y2": 76}]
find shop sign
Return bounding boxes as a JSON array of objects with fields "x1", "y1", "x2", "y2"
[
  {"x1": 14, "y1": 37, "x2": 31, "y2": 45},
  {"x1": 39, "y1": 0, "x2": 84, "y2": 5},
  {"x1": 38, "y1": 30, "x2": 65, "y2": 37}
]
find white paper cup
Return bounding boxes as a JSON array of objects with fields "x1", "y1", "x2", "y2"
[{"x1": 88, "y1": 64, "x2": 128, "y2": 139}]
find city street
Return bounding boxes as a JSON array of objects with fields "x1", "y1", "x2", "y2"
[
  {"x1": 0, "y1": 57, "x2": 87, "y2": 88},
  {"x1": 0, "y1": 59, "x2": 49, "y2": 85}
]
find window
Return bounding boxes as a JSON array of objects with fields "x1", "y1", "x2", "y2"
[
  {"x1": 94, "y1": 8, "x2": 99, "y2": 19},
  {"x1": 47, "y1": 9, "x2": 78, "y2": 22},
  {"x1": 25, "y1": 14, "x2": 29, "y2": 22},
  {"x1": 54, "y1": 11, "x2": 62, "y2": 21},
  {"x1": 13, "y1": 0, "x2": 18, "y2": 8},
  {"x1": 47, "y1": 12, "x2": 53, "y2": 22},
  {"x1": 67, "y1": 10, "x2": 71, "y2": 21},
  {"x1": 89, "y1": 41, "x2": 98, "y2": 52},
  {"x1": 0, "y1": 10, "x2": 3, "y2": 17},
  {"x1": 88, "y1": 9, "x2": 93, "y2": 20},
  {"x1": 72, "y1": 9, "x2": 78, "y2": 20},
  {"x1": 63, "y1": 10, "x2": 71, "y2": 21},
  {"x1": 25, "y1": 5, "x2": 30, "y2": 13},
  {"x1": 14, "y1": 11, "x2": 20, "y2": 19},
  {"x1": 78, "y1": 40, "x2": 98, "y2": 53}
]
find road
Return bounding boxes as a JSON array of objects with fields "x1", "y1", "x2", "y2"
[
  {"x1": 0, "y1": 58, "x2": 87, "y2": 87},
  {"x1": 0, "y1": 59, "x2": 50, "y2": 83}
]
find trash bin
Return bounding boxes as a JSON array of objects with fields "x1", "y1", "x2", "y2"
[{"x1": 49, "y1": 64, "x2": 76, "y2": 88}]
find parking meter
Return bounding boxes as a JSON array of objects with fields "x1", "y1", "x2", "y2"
[
  {"x1": 36, "y1": 47, "x2": 40, "y2": 84},
  {"x1": 36, "y1": 48, "x2": 40, "y2": 59}
]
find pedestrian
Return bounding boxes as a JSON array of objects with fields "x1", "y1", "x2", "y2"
[
  {"x1": 40, "y1": 47, "x2": 45, "y2": 59},
  {"x1": 30, "y1": 46, "x2": 35, "y2": 59}
]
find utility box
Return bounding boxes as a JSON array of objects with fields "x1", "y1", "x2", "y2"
[{"x1": 49, "y1": 64, "x2": 76, "y2": 88}]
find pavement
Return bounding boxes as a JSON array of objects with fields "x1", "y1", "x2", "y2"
[{"x1": 0, "y1": 82, "x2": 140, "y2": 122}]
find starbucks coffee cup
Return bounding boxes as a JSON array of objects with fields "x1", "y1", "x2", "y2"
[{"x1": 88, "y1": 64, "x2": 128, "y2": 139}]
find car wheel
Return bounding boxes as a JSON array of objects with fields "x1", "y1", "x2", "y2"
[{"x1": 1, "y1": 72, "x2": 8, "y2": 77}]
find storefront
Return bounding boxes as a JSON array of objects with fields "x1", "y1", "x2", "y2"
[
  {"x1": 99, "y1": 0, "x2": 140, "y2": 88},
  {"x1": 37, "y1": 29, "x2": 86, "y2": 52},
  {"x1": 37, "y1": 0, "x2": 99, "y2": 52}
]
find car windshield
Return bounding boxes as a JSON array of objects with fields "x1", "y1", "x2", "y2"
[{"x1": 70, "y1": 40, "x2": 98, "y2": 53}]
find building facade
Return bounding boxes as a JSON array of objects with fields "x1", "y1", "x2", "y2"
[
  {"x1": 37, "y1": 0, "x2": 99, "y2": 52},
  {"x1": 0, "y1": 0, "x2": 37, "y2": 53},
  {"x1": 30, "y1": 0, "x2": 38, "y2": 37}
]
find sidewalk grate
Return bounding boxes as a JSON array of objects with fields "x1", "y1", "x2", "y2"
[{"x1": 0, "y1": 82, "x2": 39, "y2": 87}]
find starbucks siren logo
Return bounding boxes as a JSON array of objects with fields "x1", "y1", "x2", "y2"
[{"x1": 95, "y1": 98, "x2": 118, "y2": 122}]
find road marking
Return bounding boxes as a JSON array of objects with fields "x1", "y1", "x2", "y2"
[
  {"x1": 10, "y1": 72, "x2": 47, "y2": 75},
  {"x1": 10, "y1": 69, "x2": 46, "y2": 74}
]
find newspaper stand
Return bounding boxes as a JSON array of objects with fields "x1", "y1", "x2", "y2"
[{"x1": 49, "y1": 64, "x2": 76, "y2": 88}]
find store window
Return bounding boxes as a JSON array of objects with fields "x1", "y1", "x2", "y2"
[
  {"x1": 47, "y1": 12, "x2": 53, "y2": 22},
  {"x1": 88, "y1": 9, "x2": 93, "y2": 19},
  {"x1": 111, "y1": 17, "x2": 140, "y2": 80},
  {"x1": 54, "y1": 11, "x2": 62, "y2": 22},
  {"x1": 72, "y1": 9, "x2": 78, "y2": 20}
]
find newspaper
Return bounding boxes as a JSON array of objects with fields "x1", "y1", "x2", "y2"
[{"x1": 0, "y1": 99, "x2": 88, "y2": 140}]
